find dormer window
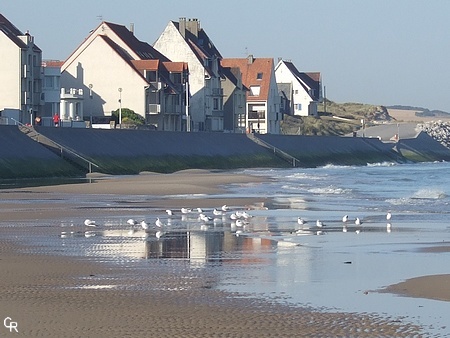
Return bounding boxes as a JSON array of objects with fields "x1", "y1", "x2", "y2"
[{"x1": 256, "y1": 72, "x2": 263, "y2": 80}]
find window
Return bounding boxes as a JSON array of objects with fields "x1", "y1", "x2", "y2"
[
  {"x1": 256, "y1": 72, "x2": 263, "y2": 80},
  {"x1": 296, "y1": 103, "x2": 302, "y2": 110},
  {"x1": 249, "y1": 85, "x2": 260, "y2": 96},
  {"x1": 213, "y1": 98, "x2": 219, "y2": 110},
  {"x1": 45, "y1": 76, "x2": 53, "y2": 88}
]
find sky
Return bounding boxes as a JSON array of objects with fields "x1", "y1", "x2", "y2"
[{"x1": 2, "y1": 0, "x2": 450, "y2": 112}]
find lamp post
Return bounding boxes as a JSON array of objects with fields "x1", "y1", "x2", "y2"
[{"x1": 118, "y1": 87, "x2": 122, "y2": 128}]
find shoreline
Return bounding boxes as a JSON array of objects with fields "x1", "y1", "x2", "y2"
[{"x1": 0, "y1": 170, "x2": 445, "y2": 336}]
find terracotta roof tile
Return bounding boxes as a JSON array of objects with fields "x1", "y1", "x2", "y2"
[{"x1": 221, "y1": 57, "x2": 274, "y2": 101}]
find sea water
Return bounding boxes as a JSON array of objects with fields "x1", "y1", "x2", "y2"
[{"x1": 2, "y1": 161, "x2": 450, "y2": 336}]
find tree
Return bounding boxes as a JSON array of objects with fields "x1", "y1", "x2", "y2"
[{"x1": 111, "y1": 108, "x2": 145, "y2": 125}]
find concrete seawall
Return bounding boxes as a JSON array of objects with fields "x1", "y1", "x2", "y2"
[
  {"x1": 2, "y1": 126, "x2": 450, "y2": 179},
  {"x1": 0, "y1": 126, "x2": 83, "y2": 179}
]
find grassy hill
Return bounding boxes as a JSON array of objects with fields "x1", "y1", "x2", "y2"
[{"x1": 281, "y1": 100, "x2": 391, "y2": 136}]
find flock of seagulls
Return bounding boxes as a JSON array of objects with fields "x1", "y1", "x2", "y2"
[
  {"x1": 79, "y1": 207, "x2": 394, "y2": 241},
  {"x1": 296, "y1": 211, "x2": 393, "y2": 235}
]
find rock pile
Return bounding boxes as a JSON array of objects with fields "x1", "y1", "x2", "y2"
[{"x1": 416, "y1": 121, "x2": 450, "y2": 149}]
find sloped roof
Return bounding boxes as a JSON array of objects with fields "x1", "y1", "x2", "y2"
[
  {"x1": 221, "y1": 57, "x2": 274, "y2": 101},
  {"x1": 0, "y1": 13, "x2": 40, "y2": 50},
  {"x1": 104, "y1": 21, "x2": 170, "y2": 61},
  {"x1": 282, "y1": 60, "x2": 321, "y2": 100}
]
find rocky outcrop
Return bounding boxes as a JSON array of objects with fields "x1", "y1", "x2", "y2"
[{"x1": 416, "y1": 121, "x2": 450, "y2": 149}]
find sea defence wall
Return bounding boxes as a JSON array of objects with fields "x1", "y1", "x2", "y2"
[
  {"x1": 258, "y1": 134, "x2": 401, "y2": 167},
  {"x1": 34, "y1": 127, "x2": 283, "y2": 174},
  {"x1": 0, "y1": 126, "x2": 83, "y2": 179},
  {"x1": 2, "y1": 126, "x2": 450, "y2": 179}
]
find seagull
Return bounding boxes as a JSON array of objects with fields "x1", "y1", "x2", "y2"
[
  {"x1": 355, "y1": 217, "x2": 362, "y2": 226},
  {"x1": 213, "y1": 208, "x2": 222, "y2": 216},
  {"x1": 230, "y1": 213, "x2": 238, "y2": 220},
  {"x1": 166, "y1": 209, "x2": 174, "y2": 216},
  {"x1": 235, "y1": 219, "x2": 245, "y2": 227},
  {"x1": 196, "y1": 208, "x2": 203, "y2": 213},
  {"x1": 140, "y1": 220, "x2": 149, "y2": 230},
  {"x1": 342, "y1": 215, "x2": 349, "y2": 223},
  {"x1": 127, "y1": 218, "x2": 137, "y2": 225},
  {"x1": 297, "y1": 217, "x2": 306, "y2": 225},
  {"x1": 316, "y1": 220, "x2": 325, "y2": 228},
  {"x1": 155, "y1": 217, "x2": 164, "y2": 228},
  {"x1": 84, "y1": 219, "x2": 97, "y2": 227},
  {"x1": 386, "y1": 211, "x2": 392, "y2": 221},
  {"x1": 221, "y1": 205, "x2": 229, "y2": 212},
  {"x1": 181, "y1": 208, "x2": 191, "y2": 214},
  {"x1": 155, "y1": 231, "x2": 164, "y2": 239}
]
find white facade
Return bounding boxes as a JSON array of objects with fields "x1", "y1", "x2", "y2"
[
  {"x1": 153, "y1": 19, "x2": 224, "y2": 131},
  {"x1": 42, "y1": 61, "x2": 61, "y2": 118},
  {"x1": 0, "y1": 17, "x2": 43, "y2": 124},
  {"x1": 61, "y1": 33, "x2": 148, "y2": 119},
  {"x1": 275, "y1": 60, "x2": 320, "y2": 117}
]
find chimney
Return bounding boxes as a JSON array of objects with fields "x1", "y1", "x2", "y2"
[
  {"x1": 179, "y1": 17, "x2": 186, "y2": 38},
  {"x1": 129, "y1": 23, "x2": 134, "y2": 34},
  {"x1": 186, "y1": 18, "x2": 199, "y2": 38},
  {"x1": 247, "y1": 54, "x2": 254, "y2": 64}
]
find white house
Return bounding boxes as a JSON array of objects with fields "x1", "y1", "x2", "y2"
[
  {"x1": 0, "y1": 14, "x2": 43, "y2": 125},
  {"x1": 61, "y1": 21, "x2": 188, "y2": 130},
  {"x1": 275, "y1": 59, "x2": 321, "y2": 117},
  {"x1": 222, "y1": 56, "x2": 281, "y2": 134},
  {"x1": 153, "y1": 18, "x2": 225, "y2": 132}
]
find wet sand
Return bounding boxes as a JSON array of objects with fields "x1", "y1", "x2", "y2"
[{"x1": 0, "y1": 170, "x2": 440, "y2": 337}]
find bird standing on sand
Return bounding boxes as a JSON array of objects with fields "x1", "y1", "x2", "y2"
[
  {"x1": 386, "y1": 211, "x2": 392, "y2": 221},
  {"x1": 316, "y1": 220, "x2": 325, "y2": 227},
  {"x1": 297, "y1": 217, "x2": 306, "y2": 226},
  {"x1": 84, "y1": 219, "x2": 97, "y2": 227},
  {"x1": 140, "y1": 220, "x2": 149, "y2": 230},
  {"x1": 155, "y1": 218, "x2": 164, "y2": 228}
]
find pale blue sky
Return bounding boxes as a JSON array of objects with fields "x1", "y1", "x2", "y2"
[{"x1": 2, "y1": 0, "x2": 449, "y2": 111}]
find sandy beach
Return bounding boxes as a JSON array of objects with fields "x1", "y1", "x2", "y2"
[{"x1": 0, "y1": 170, "x2": 444, "y2": 337}]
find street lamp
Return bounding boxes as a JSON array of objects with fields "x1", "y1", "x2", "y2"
[{"x1": 118, "y1": 87, "x2": 122, "y2": 128}]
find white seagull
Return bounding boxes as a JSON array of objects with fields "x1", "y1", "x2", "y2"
[
  {"x1": 140, "y1": 220, "x2": 149, "y2": 230},
  {"x1": 316, "y1": 220, "x2": 325, "y2": 228},
  {"x1": 342, "y1": 215, "x2": 349, "y2": 223},
  {"x1": 166, "y1": 209, "x2": 174, "y2": 216},
  {"x1": 386, "y1": 211, "x2": 392, "y2": 221},
  {"x1": 221, "y1": 205, "x2": 229, "y2": 212},
  {"x1": 213, "y1": 208, "x2": 222, "y2": 216},
  {"x1": 127, "y1": 218, "x2": 137, "y2": 225},
  {"x1": 355, "y1": 217, "x2": 362, "y2": 226},
  {"x1": 84, "y1": 219, "x2": 97, "y2": 227},
  {"x1": 181, "y1": 208, "x2": 191, "y2": 214},
  {"x1": 155, "y1": 217, "x2": 164, "y2": 228},
  {"x1": 297, "y1": 217, "x2": 306, "y2": 226}
]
